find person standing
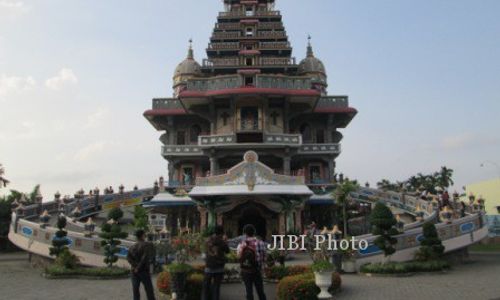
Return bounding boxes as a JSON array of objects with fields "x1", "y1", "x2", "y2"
[
  {"x1": 127, "y1": 230, "x2": 156, "y2": 300},
  {"x1": 202, "y1": 225, "x2": 230, "y2": 300},
  {"x1": 237, "y1": 224, "x2": 267, "y2": 300}
]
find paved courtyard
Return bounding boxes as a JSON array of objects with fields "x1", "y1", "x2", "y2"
[{"x1": 0, "y1": 252, "x2": 499, "y2": 300}]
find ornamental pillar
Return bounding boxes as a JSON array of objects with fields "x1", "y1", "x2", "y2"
[
  {"x1": 328, "y1": 157, "x2": 336, "y2": 182},
  {"x1": 217, "y1": 213, "x2": 223, "y2": 226},
  {"x1": 168, "y1": 161, "x2": 175, "y2": 186},
  {"x1": 197, "y1": 207, "x2": 207, "y2": 231},
  {"x1": 278, "y1": 213, "x2": 286, "y2": 235},
  {"x1": 283, "y1": 156, "x2": 291, "y2": 175},
  {"x1": 295, "y1": 208, "x2": 303, "y2": 234},
  {"x1": 210, "y1": 156, "x2": 218, "y2": 174}
]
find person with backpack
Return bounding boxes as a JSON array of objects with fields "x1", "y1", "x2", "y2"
[
  {"x1": 237, "y1": 224, "x2": 267, "y2": 300},
  {"x1": 203, "y1": 225, "x2": 230, "y2": 300},
  {"x1": 127, "y1": 230, "x2": 156, "y2": 300}
]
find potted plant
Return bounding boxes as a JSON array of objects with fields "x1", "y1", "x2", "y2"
[
  {"x1": 340, "y1": 235, "x2": 357, "y2": 273},
  {"x1": 311, "y1": 260, "x2": 335, "y2": 299},
  {"x1": 307, "y1": 233, "x2": 335, "y2": 300}
]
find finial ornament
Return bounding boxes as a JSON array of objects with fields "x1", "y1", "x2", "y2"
[
  {"x1": 187, "y1": 38, "x2": 194, "y2": 59},
  {"x1": 307, "y1": 35, "x2": 314, "y2": 57}
]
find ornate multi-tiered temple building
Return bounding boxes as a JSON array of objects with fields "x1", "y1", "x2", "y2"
[{"x1": 144, "y1": 0, "x2": 357, "y2": 239}]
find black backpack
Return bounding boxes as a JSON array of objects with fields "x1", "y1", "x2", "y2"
[{"x1": 240, "y1": 241, "x2": 258, "y2": 273}]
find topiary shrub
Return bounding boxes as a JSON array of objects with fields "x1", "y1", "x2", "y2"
[
  {"x1": 370, "y1": 202, "x2": 399, "y2": 259},
  {"x1": 49, "y1": 216, "x2": 70, "y2": 258},
  {"x1": 276, "y1": 272, "x2": 341, "y2": 300},
  {"x1": 415, "y1": 222, "x2": 445, "y2": 261},
  {"x1": 99, "y1": 208, "x2": 128, "y2": 267}
]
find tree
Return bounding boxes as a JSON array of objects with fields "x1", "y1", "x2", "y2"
[
  {"x1": 437, "y1": 166, "x2": 454, "y2": 189},
  {"x1": 334, "y1": 180, "x2": 359, "y2": 235},
  {"x1": 133, "y1": 205, "x2": 149, "y2": 231},
  {"x1": 99, "y1": 208, "x2": 128, "y2": 267},
  {"x1": 415, "y1": 222, "x2": 445, "y2": 261},
  {"x1": 0, "y1": 164, "x2": 9, "y2": 188},
  {"x1": 370, "y1": 202, "x2": 399, "y2": 260}
]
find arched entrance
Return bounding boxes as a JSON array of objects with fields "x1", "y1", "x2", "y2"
[{"x1": 238, "y1": 206, "x2": 267, "y2": 239}]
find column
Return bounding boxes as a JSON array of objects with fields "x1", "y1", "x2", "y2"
[
  {"x1": 278, "y1": 213, "x2": 286, "y2": 235},
  {"x1": 197, "y1": 207, "x2": 207, "y2": 231},
  {"x1": 328, "y1": 157, "x2": 336, "y2": 182},
  {"x1": 210, "y1": 156, "x2": 218, "y2": 174},
  {"x1": 283, "y1": 156, "x2": 291, "y2": 175},
  {"x1": 217, "y1": 213, "x2": 223, "y2": 226},
  {"x1": 167, "y1": 161, "x2": 175, "y2": 186},
  {"x1": 294, "y1": 209, "x2": 301, "y2": 233}
]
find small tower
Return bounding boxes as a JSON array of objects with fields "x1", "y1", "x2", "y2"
[
  {"x1": 298, "y1": 36, "x2": 328, "y2": 94},
  {"x1": 173, "y1": 40, "x2": 202, "y2": 97}
]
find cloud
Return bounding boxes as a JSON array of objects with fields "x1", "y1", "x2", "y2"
[
  {"x1": 0, "y1": 74, "x2": 36, "y2": 99},
  {"x1": 74, "y1": 141, "x2": 107, "y2": 161},
  {"x1": 0, "y1": 0, "x2": 30, "y2": 18},
  {"x1": 84, "y1": 107, "x2": 108, "y2": 129},
  {"x1": 45, "y1": 68, "x2": 78, "y2": 91}
]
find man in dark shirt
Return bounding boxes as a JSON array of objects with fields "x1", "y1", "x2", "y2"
[
  {"x1": 202, "y1": 225, "x2": 230, "y2": 300},
  {"x1": 127, "y1": 230, "x2": 155, "y2": 300}
]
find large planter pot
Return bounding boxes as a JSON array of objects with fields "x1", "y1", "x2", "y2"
[
  {"x1": 169, "y1": 272, "x2": 188, "y2": 299},
  {"x1": 314, "y1": 271, "x2": 333, "y2": 299},
  {"x1": 342, "y1": 260, "x2": 357, "y2": 273}
]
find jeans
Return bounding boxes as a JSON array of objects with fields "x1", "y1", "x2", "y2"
[
  {"x1": 131, "y1": 271, "x2": 155, "y2": 300},
  {"x1": 202, "y1": 272, "x2": 224, "y2": 300},
  {"x1": 241, "y1": 272, "x2": 267, "y2": 300}
]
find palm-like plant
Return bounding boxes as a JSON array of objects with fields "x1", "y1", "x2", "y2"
[
  {"x1": 333, "y1": 180, "x2": 360, "y2": 235},
  {"x1": 0, "y1": 164, "x2": 9, "y2": 188},
  {"x1": 273, "y1": 196, "x2": 302, "y2": 233},
  {"x1": 437, "y1": 166, "x2": 454, "y2": 189}
]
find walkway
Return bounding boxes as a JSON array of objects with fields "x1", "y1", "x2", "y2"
[{"x1": 0, "y1": 252, "x2": 499, "y2": 299}]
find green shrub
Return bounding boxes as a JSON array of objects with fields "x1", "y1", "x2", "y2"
[
  {"x1": 49, "y1": 216, "x2": 70, "y2": 258},
  {"x1": 99, "y1": 208, "x2": 128, "y2": 267},
  {"x1": 311, "y1": 260, "x2": 334, "y2": 273},
  {"x1": 360, "y1": 260, "x2": 450, "y2": 274},
  {"x1": 276, "y1": 272, "x2": 341, "y2": 300},
  {"x1": 44, "y1": 265, "x2": 129, "y2": 278},
  {"x1": 370, "y1": 202, "x2": 399, "y2": 257},
  {"x1": 156, "y1": 271, "x2": 203, "y2": 300},
  {"x1": 54, "y1": 249, "x2": 79, "y2": 269},
  {"x1": 415, "y1": 223, "x2": 445, "y2": 261},
  {"x1": 264, "y1": 265, "x2": 311, "y2": 281},
  {"x1": 277, "y1": 273, "x2": 319, "y2": 300}
]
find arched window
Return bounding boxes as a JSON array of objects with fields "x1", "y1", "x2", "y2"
[
  {"x1": 300, "y1": 123, "x2": 312, "y2": 143},
  {"x1": 190, "y1": 125, "x2": 202, "y2": 143}
]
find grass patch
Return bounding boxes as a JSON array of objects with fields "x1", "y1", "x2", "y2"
[
  {"x1": 45, "y1": 265, "x2": 130, "y2": 279},
  {"x1": 469, "y1": 243, "x2": 500, "y2": 252},
  {"x1": 360, "y1": 260, "x2": 450, "y2": 274}
]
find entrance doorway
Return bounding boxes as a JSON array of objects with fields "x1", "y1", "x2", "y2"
[{"x1": 238, "y1": 206, "x2": 267, "y2": 239}]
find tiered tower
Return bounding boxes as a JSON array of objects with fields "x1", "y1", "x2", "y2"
[{"x1": 144, "y1": 0, "x2": 357, "y2": 237}]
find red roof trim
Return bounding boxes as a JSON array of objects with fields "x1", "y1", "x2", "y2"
[
  {"x1": 143, "y1": 109, "x2": 187, "y2": 117},
  {"x1": 179, "y1": 88, "x2": 320, "y2": 98},
  {"x1": 314, "y1": 107, "x2": 358, "y2": 114}
]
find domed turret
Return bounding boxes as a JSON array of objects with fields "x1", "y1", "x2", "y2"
[
  {"x1": 298, "y1": 36, "x2": 327, "y2": 93},
  {"x1": 173, "y1": 40, "x2": 202, "y2": 93}
]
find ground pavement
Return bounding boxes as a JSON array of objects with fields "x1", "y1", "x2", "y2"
[{"x1": 0, "y1": 252, "x2": 499, "y2": 300}]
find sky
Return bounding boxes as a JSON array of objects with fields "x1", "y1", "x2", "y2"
[{"x1": 0, "y1": 0, "x2": 499, "y2": 200}]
